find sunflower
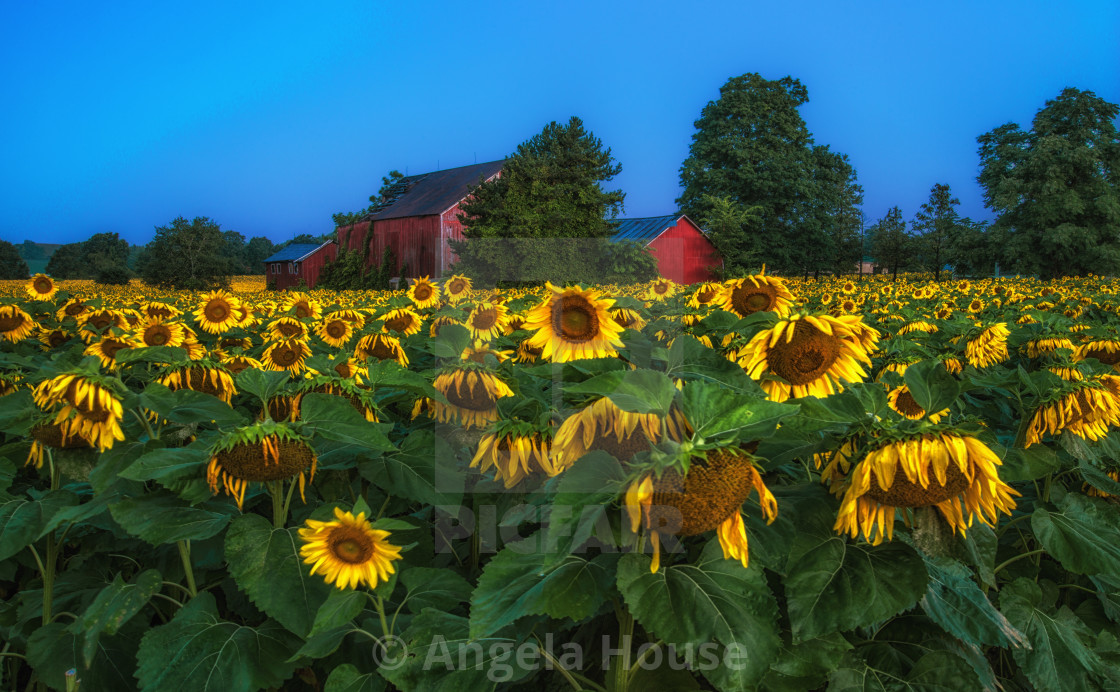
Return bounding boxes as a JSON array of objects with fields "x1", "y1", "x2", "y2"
[
  {"x1": 221, "y1": 353, "x2": 264, "y2": 375},
  {"x1": 823, "y1": 431, "x2": 1018, "y2": 544},
  {"x1": 282, "y1": 293, "x2": 322, "y2": 320},
  {"x1": 472, "y1": 430, "x2": 554, "y2": 488},
  {"x1": 57, "y1": 298, "x2": 89, "y2": 323},
  {"x1": 443, "y1": 275, "x2": 473, "y2": 304},
  {"x1": 464, "y1": 302, "x2": 509, "y2": 342},
  {"x1": 207, "y1": 421, "x2": 317, "y2": 509},
  {"x1": 267, "y1": 316, "x2": 310, "y2": 343},
  {"x1": 32, "y1": 373, "x2": 125, "y2": 451},
  {"x1": 379, "y1": 308, "x2": 423, "y2": 336},
  {"x1": 141, "y1": 301, "x2": 181, "y2": 320},
  {"x1": 158, "y1": 364, "x2": 238, "y2": 404},
  {"x1": 181, "y1": 331, "x2": 207, "y2": 360},
  {"x1": 263, "y1": 340, "x2": 311, "y2": 374},
  {"x1": 461, "y1": 343, "x2": 512, "y2": 364},
  {"x1": 1075, "y1": 340, "x2": 1120, "y2": 368},
  {"x1": 611, "y1": 308, "x2": 647, "y2": 332},
  {"x1": 327, "y1": 309, "x2": 367, "y2": 329},
  {"x1": 354, "y1": 333, "x2": 409, "y2": 367},
  {"x1": 1024, "y1": 336, "x2": 1074, "y2": 358},
  {"x1": 299, "y1": 507, "x2": 402, "y2": 590},
  {"x1": 514, "y1": 339, "x2": 544, "y2": 363},
  {"x1": 522, "y1": 283, "x2": 625, "y2": 362},
  {"x1": 84, "y1": 335, "x2": 138, "y2": 369},
  {"x1": 26, "y1": 420, "x2": 92, "y2": 468},
  {"x1": 317, "y1": 316, "x2": 355, "y2": 348},
  {"x1": 965, "y1": 323, "x2": 1010, "y2": 368},
  {"x1": 25, "y1": 273, "x2": 58, "y2": 301},
  {"x1": 624, "y1": 447, "x2": 777, "y2": 572},
  {"x1": 77, "y1": 309, "x2": 130, "y2": 343},
  {"x1": 1024, "y1": 379, "x2": 1120, "y2": 447},
  {"x1": 737, "y1": 314, "x2": 879, "y2": 402},
  {"x1": 646, "y1": 279, "x2": 676, "y2": 301},
  {"x1": 551, "y1": 397, "x2": 689, "y2": 472},
  {"x1": 138, "y1": 318, "x2": 186, "y2": 348},
  {"x1": 0, "y1": 305, "x2": 36, "y2": 342},
  {"x1": 686, "y1": 282, "x2": 723, "y2": 310},
  {"x1": 194, "y1": 290, "x2": 242, "y2": 334},
  {"x1": 967, "y1": 298, "x2": 985, "y2": 314},
  {"x1": 719, "y1": 274, "x2": 795, "y2": 319},
  {"x1": 407, "y1": 277, "x2": 441, "y2": 309},
  {"x1": 37, "y1": 328, "x2": 72, "y2": 351},
  {"x1": 887, "y1": 386, "x2": 948, "y2": 423},
  {"x1": 412, "y1": 368, "x2": 514, "y2": 429},
  {"x1": 897, "y1": 321, "x2": 939, "y2": 335},
  {"x1": 429, "y1": 315, "x2": 464, "y2": 338}
]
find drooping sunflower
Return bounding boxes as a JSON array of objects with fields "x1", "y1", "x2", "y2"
[
  {"x1": 965, "y1": 323, "x2": 1010, "y2": 368},
  {"x1": 84, "y1": 334, "x2": 138, "y2": 369},
  {"x1": 354, "y1": 333, "x2": 409, "y2": 367},
  {"x1": 522, "y1": 283, "x2": 625, "y2": 362},
  {"x1": 194, "y1": 290, "x2": 242, "y2": 334},
  {"x1": 897, "y1": 321, "x2": 939, "y2": 336},
  {"x1": 465, "y1": 302, "x2": 509, "y2": 342},
  {"x1": 412, "y1": 367, "x2": 514, "y2": 429},
  {"x1": 38, "y1": 327, "x2": 73, "y2": 351},
  {"x1": 32, "y1": 373, "x2": 125, "y2": 451},
  {"x1": 887, "y1": 386, "x2": 948, "y2": 423},
  {"x1": 823, "y1": 431, "x2": 1018, "y2": 544},
  {"x1": 1024, "y1": 336, "x2": 1074, "y2": 358},
  {"x1": 57, "y1": 298, "x2": 89, "y2": 323},
  {"x1": 26, "y1": 420, "x2": 92, "y2": 468},
  {"x1": 138, "y1": 318, "x2": 186, "y2": 348},
  {"x1": 262, "y1": 340, "x2": 311, "y2": 374},
  {"x1": 25, "y1": 273, "x2": 58, "y2": 301},
  {"x1": 317, "y1": 315, "x2": 355, "y2": 348},
  {"x1": 158, "y1": 363, "x2": 238, "y2": 404},
  {"x1": 737, "y1": 313, "x2": 879, "y2": 402},
  {"x1": 77, "y1": 309, "x2": 130, "y2": 343},
  {"x1": 514, "y1": 339, "x2": 544, "y2": 363},
  {"x1": 719, "y1": 274, "x2": 795, "y2": 319},
  {"x1": 429, "y1": 314, "x2": 464, "y2": 338},
  {"x1": 379, "y1": 308, "x2": 423, "y2": 336},
  {"x1": 299, "y1": 507, "x2": 402, "y2": 590},
  {"x1": 1075, "y1": 340, "x2": 1120, "y2": 369},
  {"x1": 443, "y1": 275, "x2": 473, "y2": 304},
  {"x1": 624, "y1": 447, "x2": 777, "y2": 572},
  {"x1": 646, "y1": 279, "x2": 676, "y2": 301},
  {"x1": 461, "y1": 343, "x2": 512, "y2": 364},
  {"x1": 471, "y1": 427, "x2": 555, "y2": 488},
  {"x1": 1024, "y1": 379, "x2": 1120, "y2": 447},
  {"x1": 0, "y1": 305, "x2": 37, "y2": 342},
  {"x1": 267, "y1": 316, "x2": 310, "y2": 343},
  {"x1": 550, "y1": 396, "x2": 689, "y2": 472},
  {"x1": 207, "y1": 421, "x2": 317, "y2": 509},
  {"x1": 407, "y1": 276, "x2": 441, "y2": 309},
  {"x1": 220, "y1": 353, "x2": 264, "y2": 375}
]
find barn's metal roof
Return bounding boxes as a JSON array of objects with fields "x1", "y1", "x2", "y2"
[
  {"x1": 610, "y1": 215, "x2": 684, "y2": 244},
  {"x1": 367, "y1": 160, "x2": 505, "y2": 221},
  {"x1": 263, "y1": 243, "x2": 329, "y2": 263}
]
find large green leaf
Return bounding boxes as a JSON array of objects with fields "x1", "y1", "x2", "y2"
[
  {"x1": 74, "y1": 569, "x2": 162, "y2": 667},
  {"x1": 141, "y1": 382, "x2": 247, "y2": 427},
  {"x1": 1032, "y1": 492, "x2": 1120, "y2": 576},
  {"x1": 235, "y1": 368, "x2": 292, "y2": 407},
  {"x1": 680, "y1": 380, "x2": 799, "y2": 442},
  {"x1": 617, "y1": 540, "x2": 780, "y2": 690},
  {"x1": 664, "y1": 334, "x2": 756, "y2": 393},
  {"x1": 225, "y1": 513, "x2": 332, "y2": 638},
  {"x1": 903, "y1": 360, "x2": 960, "y2": 415},
  {"x1": 109, "y1": 491, "x2": 231, "y2": 545},
  {"x1": 606, "y1": 369, "x2": 678, "y2": 416},
  {"x1": 429, "y1": 323, "x2": 472, "y2": 358},
  {"x1": 470, "y1": 547, "x2": 615, "y2": 638},
  {"x1": 0, "y1": 490, "x2": 78, "y2": 560},
  {"x1": 118, "y1": 446, "x2": 209, "y2": 482},
  {"x1": 325, "y1": 664, "x2": 386, "y2": 692},
  {"x1": 399, "y1": 567, "x2": 473, "y2": 614},
  {"x1": 785, "y1": 536, "x2": 928, "y2": 641},
  {"x1": 542, "y1": 450, "x2": 626, "y2": 565},
  {"x1": 1000, "y1": 578, "x2": 1103, "y2": 692},
  {"x1": 0, "y1": 389, "x2": 36, "y2": 435},
  {"x1": 920, "y1": 557, "x2": 1026, "y2": 648},
  {"x1": 370, "y1": 429, "x2": 462, "y2": 506},
  {"x1": 135, "y1": 592, "x2": 301, "y2": 692},
  {"x1": 828, "y1": 649, "x2": 982, "y2": 691},
  {"x1": 760, "y1": 632, "x2": 852, "y2": 692},
  {"x1": 300, "y1": 392, "x2": 395, "y2": 452},
  {"x1": 308, "y1": 589, "x2": 367, "y2": 637},
  {"x1": 26, "y1": 620, "x2": 141, "y2": 692}
]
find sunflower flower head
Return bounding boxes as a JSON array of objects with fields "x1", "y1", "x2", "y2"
[
  {"x1": 522, "y1": 283, "x2": 625, "y2": 362},
  {"x1": 299, "y1": 506, "x2": 403, "y2": 590},
  {"x1": 407, "y1": 277, "x2": 441, "y2": 310},
  {"x1": 206, "y1": 420, "x2": 317, "y2": 509},
  {"x1": 32, "y1": 372, "x2": 125, "y2": 452},
  {"x1": 719, "y1": 274, "x2": 795, "y2": 319},
  {"x1": 194, "y1": 290, "x2": 243, "y2": 335},
  {"x1": 0, "y1": 305, "x2": 38, "y2": 343},
  {"x1": 25, "y1": 274, "x2": 59, "y2": 301}
]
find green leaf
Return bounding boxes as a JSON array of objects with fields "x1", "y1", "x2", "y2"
[
  {"x1": 292, "y1": 626, "x2": 353, "y2": 661},
  {"x1": 0, "y1": 389, "x2": 36, "y2": 435},
  {"x1": 680, "y1": 380, "x2": 798, "y2": 441},
  {"x1": 617, "y1": 540, "x2": 780, "y2": 690},
  {"x1": 118, "y1": 446, "x2": 209, "y2": 482},
  {"x1": 760, "y1": 632, "x2": 852, "y2": 691},
  {"x1": 1032, "y1": 493, "x2": 1120, "y2": 576},
  {"x1": 136, "y1": 592, "x2": 301, "y2": 692},
  {"x1": 309, "y1": 589, "x2": 367, "y2": 637},
  {"x1": 785, "y1": 535, "x2": 928, "y2": 642},
  {"x1": 26, "y1": 621, "x2": 141, "y2": 692},
  {"x1": 400, "y1": 567, "x2": 473, "y2": 614},
  {"x1": 606, "y1": 369, "x2": 678, "y2": 416},
  {"x1": 664, "y1": 334, "x2": 756, "y2": 393},
  {"x1": 141, "y1": 382, "x2": 247, "y2": 427},
  {"x1": 903, "y1": 360, "x2": 961, "y2": 415},
  {"x1": 1001, "y1": 445, "x2": 1062, "y2": 482},
  {"x1": 828, "y1": 649, "x2": 982, "y2": 691},
  {"x1": 542, "y1": 450, "x2": 626, "y2": 564},
  {"x1": 371, "y1": 429, "x2": 462, "y2": 506},
  {"x1": 920, "y1": 557, "x2": 1026, "y2": 648},
  {"x1": 0, "y1": 491, "x2": 78, "y2": 560},
  {"x1": 300, "y1": 392, "x2": 395, "y2": 452},
  {"x1": 109, "y1": 491, "x2": 231, "y2": 545},
  {"x1": 430, "y1": 323, "x2": 471, "y2": 358},
  {"x1": 225, "y1": 513, "x2": 332, "y2": 638},
  {"x1": 1000, "y1": 578, "x2": 1103, "y2": 692},
  {"x1": 325, "y1": 664, "x2": 386, "y2": 692},
  {"x1": 235, "y1": 367, "x2": 291, "y2": 406},
  {"x1": 364, "y1": 359, "x2": 437, "y2": 397},
  {"x1": 470, "y1": 548, "x2": 615, "y2": 638},
  {"x1": 75, "y1": 569, "x2": 162, "y2": 667},
  {"x1": 1080, "y1": 459, "x2": 1120, "y2": 497}
]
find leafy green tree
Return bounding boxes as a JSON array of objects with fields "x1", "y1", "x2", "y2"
[
  {"x1": 136, "y1": 216, "x2": 236, "y2": 290},
  {"x1": 44, "y1": 242, "x2": 85, "y2": 278},
  {"x1": 83, "y1": 232, "x2": 131, "y2": 284},
  {"x1": 698, "y1": 195, "x2": 762, "y2": 276},
  {"x1": 978, "y1": 87, "x2": 1120, "y2": 278},
  {"x1": 452, "y1": 116, "x2": 626, "y2": 285},
  {"x1": 677, "y1": 73, "x2": 863, "y2": 275},
  {"x1": 243, "y1": 236, "x2": 276, "y2": 274},
  {"x1": 911, "y1": 184, "x2": 965, "y2": 281},
  {"x1": 18, "y1": 240, "x2": 46, "y2": 261},
  {"x1": 0, "y1": 240, "x2": 29, "y2": 279},
  {"x1": 943, "y1": 218, "x2": 997, "y2": 277},
  {"x1": 869, "y1": 207, "x2": 914, "y2": 280}
]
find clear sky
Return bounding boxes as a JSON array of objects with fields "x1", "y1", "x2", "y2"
[{"x1": 1, "y1": 1, "x2": 1117, "y2": 246}]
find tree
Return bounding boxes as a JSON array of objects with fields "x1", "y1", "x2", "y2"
[
  {"x1": 243, "y1": 236, "x2": 276, "y2": 274},
  {"x1": 452, "y1": 116, "x2": 628, "y2": 285},
  {"x1": 868, "y1": 207, "x2": 913, "y2": 280},
  {"x1": 677, "y1": 73, "x2": 863, "y2": 275},
  {"x1": 698, "y1": 195, "x2": 762, "y2": 276},
  {"x1": 0, "y1": 240, "x2": 29, "y2": 279},
  {"x1": 911, "y1": 183, "x2": 964, "y2": 281},
  {"x1": 42, "y1": 232, "x2": 131, "y2": 283},
  {"x1": 44, "y1": 242, "x2": 85, "y2": 278},
  {"x1": 977, "y1": 87, "x2": 1120, "y2": 278},
  {"x1": 136, "y1": 216, "x2": 236, "y2": 290},
  {"x1": 943, "y1": 218, "x2": 997, "y2": 277},
  {"x1": 19, "y1": 240, "x2": 46, "y2": 261}
]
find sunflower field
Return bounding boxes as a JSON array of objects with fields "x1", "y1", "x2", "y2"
[{"x1": 2, "y1": 270, "x2": 1120, "y2": 691}]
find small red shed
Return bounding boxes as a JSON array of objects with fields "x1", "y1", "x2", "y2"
[
  {"x1": 335, "y1": 161, "x2": 504, "y2": 279},
  {"x1": 262, "y1": 241, "x2": 337, "y2": 291},
  {"x1": 611, "y1": 215, "x2": 722, "y2": 284}
]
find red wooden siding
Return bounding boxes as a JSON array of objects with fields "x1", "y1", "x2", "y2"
[
  {"x1": 439, "y1": 204, "x2": 470, "y2": 276},
  {"x1": 266, "y1": 243, "x2": 337, "y2": 291},
  {"x1": 647, "y1": 218, "x2": 721, "y2": 284}
]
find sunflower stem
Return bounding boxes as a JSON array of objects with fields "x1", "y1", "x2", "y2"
[
  {"x1": 374, "y1": 594, "x2": 391, "y2": 639},
  {"x1": 281, "y1": 476, "x2": 299, "y2": 523},
  {"x1": 131, "y1": 408, "x2": 156, "y2": 442},
  {"x1": 612, "y1": 605, "x2": 634, "y2": 692},
  {"x1": 992, "y1": 548, "x2": 1046, "y2": 576},
  {"x1": 270, "y1": 480, "x2": 286, "y2": 529},
  {"x1": 41, "y1": 534, "x2": 57, "y2": 627},
  {"x1": 177, "y1": 540, "x2": 198, "y2": 598}
]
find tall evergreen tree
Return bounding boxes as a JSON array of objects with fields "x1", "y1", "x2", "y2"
[
  {"x1": 677, "y1": 73, "x2": 862, "y2": 275},
  {"x1": 978, "y1": 87, "x2": 1120, "y2": 278},
  {"x1": 911, "y1": 183, "x2": 964, "y2": 281},
  {"x1": 452, "y1": 116, "x2": 628, "y2": 285},
  {"x1": 869, "y1": 207, "x2": 913, "y2": 280}
]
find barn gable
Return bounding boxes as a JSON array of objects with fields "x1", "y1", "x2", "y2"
[
  {"x1": 263, "y1": 241, "x2": 336, "y2": 290},
  {"x1": 611, "y1": 214, "x2": 722, "y2": 284},
  {"x1": 367, "y1": 161, "x2": 504, "y2": 221}
]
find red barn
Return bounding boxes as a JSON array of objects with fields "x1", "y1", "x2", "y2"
[
  {"x1": 611, "y1": 215, "x2": 722, "y2": 284},
  {"x1": 335, "y1": 161, "x2": 504, "y2": 279},
  {"x1": 262, "y1": 241, "x2": 337, "y2": 291}
]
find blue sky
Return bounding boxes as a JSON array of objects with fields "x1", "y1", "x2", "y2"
[{"x1": 1, "y1": 1, "x2": 1116, "y2": 246}]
